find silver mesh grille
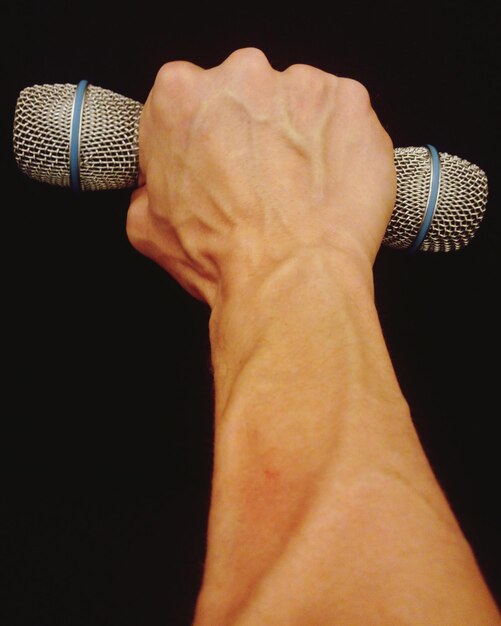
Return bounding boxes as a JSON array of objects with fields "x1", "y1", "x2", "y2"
[
  {"x1": 79, "y1": 85, "x2": 143, "y2": 191},
  {"x1": 13, "y1": 83, "x2": 75, "y2": 188},
  {"x1": 13, "y1": 83, "x2": 143, "y2": 191},
  {"x1": 385, "y1": 147, "x2": 488, "y2": 252}
]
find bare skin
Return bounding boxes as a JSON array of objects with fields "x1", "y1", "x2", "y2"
[{"x1": 127, "y1": 48, "x2": 501, "y2": 625}]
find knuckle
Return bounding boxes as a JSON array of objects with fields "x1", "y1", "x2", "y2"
[
  {"x1": 151, "y1": 61, "x2": 197, "y2": 107},
  {"x1": 379, "y1": 124, "x2": 395, "y2": 155},
  {"x1": 155, "y1": 61, "x2": 195, "y2": 88},
  {"x1": 284, "y1": 63, "x2": 338, "y2": 108},
  {"x1": 225, "y1": 47, "x2": 271, "y2": 70},
  {"x1": 339, "y1": 77, "x2": 371, "y2": 108},
  {"x1": 285, "y1": 63, "x2": 339, "y2": 91},
  {"x1": 285, "y1": 63, "x2": 321, "y2": 80}
]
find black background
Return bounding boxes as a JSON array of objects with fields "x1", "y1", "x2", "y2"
[{"x1": 2, "y1": 1, "x2": 500, "y2": 624}]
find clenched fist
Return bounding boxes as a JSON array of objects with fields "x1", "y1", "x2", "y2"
[{"x1": 126, "y1": 48, "x2": 395, "y2": 306}]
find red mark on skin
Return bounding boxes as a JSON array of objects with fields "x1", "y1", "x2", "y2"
[{"x1": 264, "y1": 467, "x2": 281, "y2": 481}]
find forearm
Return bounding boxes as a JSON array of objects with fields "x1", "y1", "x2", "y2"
[
  {"x1": 126, "y1": 51, "x2": 500, "y2": 625},
  {"x1": 195, "y1": 251, "x2": 500, "y2": 625}
]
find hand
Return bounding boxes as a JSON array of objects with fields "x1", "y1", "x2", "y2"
[{"x1": 126, "y1": 48, "x2": 396, "y2": 305}]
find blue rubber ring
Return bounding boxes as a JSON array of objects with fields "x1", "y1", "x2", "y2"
[
  {"x1": 408, "y1": 144, "x2": 441, "y2": 253},
  {"x1": 70, "y1": 80, "x2": 89, "y2": 192}
]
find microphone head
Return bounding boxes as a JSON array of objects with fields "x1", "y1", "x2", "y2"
[
  {"x1": 13, "y1": 83, "x2": 143, "y2": 191},
  {"x1": 386, "y1": 147, "x2": 488, "y2": 252}
]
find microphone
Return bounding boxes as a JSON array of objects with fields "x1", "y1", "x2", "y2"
[{"x1": 13, "y1": 81, "x2": 488, "y2": 253}]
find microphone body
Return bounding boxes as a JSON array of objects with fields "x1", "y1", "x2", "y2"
[{"x1": 13, "y1": 81, "x2": 488, "y2": 252}]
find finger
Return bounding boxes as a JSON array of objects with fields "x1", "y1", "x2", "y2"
[{"x1": 126, "y1": 185, "x2": 153, "y2": 257}]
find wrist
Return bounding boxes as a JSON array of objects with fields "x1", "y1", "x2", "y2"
[
  {"x1": 208, "y1": 246, "x2": 406, "y2": 422},
  {"x1": 210, "y1": 246, "x2": 375, "y2": 362},
  {"x1": 215, "y1": 236, "x2": 375, "y2": 302}
]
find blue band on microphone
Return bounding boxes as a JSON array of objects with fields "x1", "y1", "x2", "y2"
[
  {"x1": 70, "y1": 80, "x2": 89, "y2": 192},
  {"x1": 408, "y1": 144, "x2": 441, "y2": 253}
]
